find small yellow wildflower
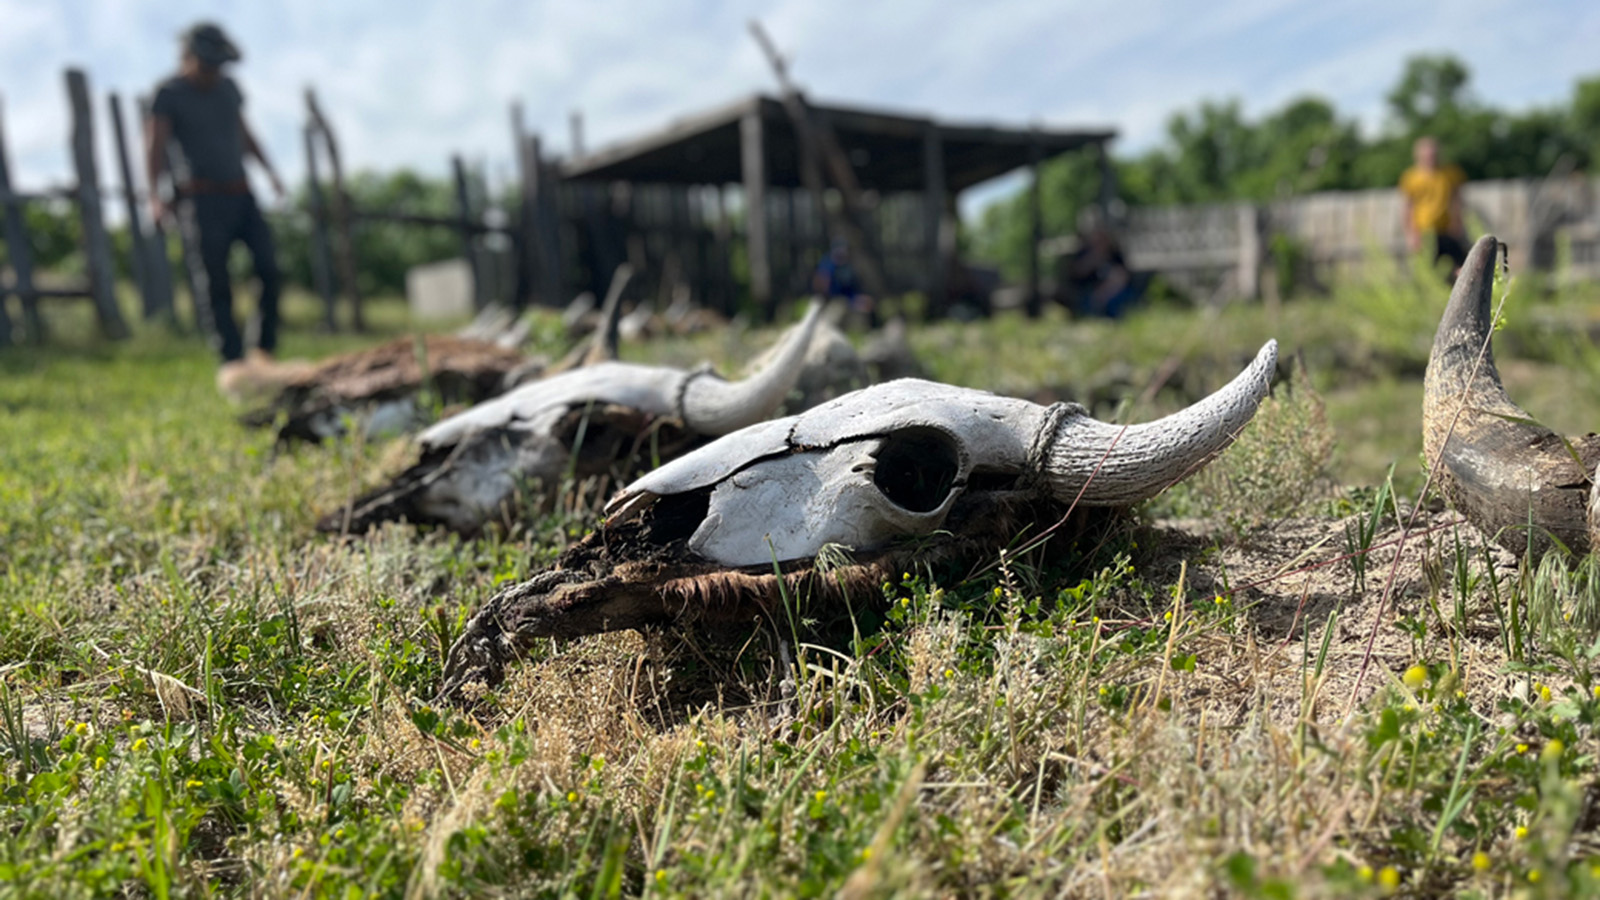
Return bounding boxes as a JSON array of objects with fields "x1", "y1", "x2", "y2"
[
  {"x1": 1538, "y1": 684, "x2": 1552, "y2": 702},
  {"x1": 186, "y1": 779, "x2": 203, "y2": 789},
  {"x1": 1378, "y1": 866, "x2": 1400, "y2": 890},
  {"x1": 704, "y1": 788, "x2": 715, "y2": 800},
  {"x1": 1471, "y1": 851, "x2": 1490, "y2": 872},
  {"x1": 131, "y1": 738, "x2": 147, "y2": 752},
  {"x1": 1528, "y1": 868, "x2": 1542, "y2": 884},
  {"x1": 1514, "y1": 826, "x2": 1529, "y2": 841},
  {"x1": 292, "y1": 847, "x2": 303, "y2": 859},
  {"x1": 1163, "y1": 611, "x2": 1173, "y2": 622},
  {"x1": 1357, "y1": 864, "x2": 1374, "y2": 882},
  {"x1": 567, "y1": 792, "x2": 578, "y2": 803},
  {"x1": 860, "y1": 847, "x2": 873, "y2": 861},
  {"x1": 1515, "y1": 743, "x2": 1529, "y2": 755},
  {"x1": 1543, "y1": 739, "x2": 1565, "y2": 761},
  {"x1": 943, "y1": 668, "x2": 954, "y2": 679},
  {"x1": 94, "y1": 757, "x2": 105, "y2": 771},
  {"x1": 1402, "y1": 665, "x2": 1427, "y2": 690},
  {"x1": 814, "y1": 790, "x2": 826, "y2": 802},
  {"x1": 469, "y1": 738, "x2": 481, "y2": 750},
  {"x1": 74, "y1": 721, "x2": 89, "y2": 736},
  {"x1": 655, "y1": 870, "x2": 667, "y2": 886},
  {"x1": 900, "y1": 597, "x2": 910, "y2": 607},
  {"x1": 1592, "y1": 684, "x2": 1600, "y2": 699}
]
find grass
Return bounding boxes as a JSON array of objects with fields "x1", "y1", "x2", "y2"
[{"x1": 2, "y1": 272, "x2": 1600, "y2": 897}]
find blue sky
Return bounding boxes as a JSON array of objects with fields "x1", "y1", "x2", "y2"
[{"x1": 2, "y1": 0, "x2": 1597, "y2": 216}]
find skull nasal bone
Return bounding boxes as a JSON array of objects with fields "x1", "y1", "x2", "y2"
[{"x1": 872, "y1": 428, "x2": 961, "y2": 513}]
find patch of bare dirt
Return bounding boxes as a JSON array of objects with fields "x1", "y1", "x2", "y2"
[{"x1": 1139, "y1": 505, "x2": 1524, "y2": 726}]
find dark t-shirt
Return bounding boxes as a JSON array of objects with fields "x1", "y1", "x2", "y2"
[{"x1": 151, "y1": 75, "x2": 247, "y2": 183}]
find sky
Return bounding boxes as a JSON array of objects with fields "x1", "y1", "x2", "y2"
[{"x1": 2, "y1": 0, "x2": 1598, "y2": 217}]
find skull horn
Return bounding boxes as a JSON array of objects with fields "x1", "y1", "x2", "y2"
[
  {"x1": 680, "y1": 301, "x2": 823, "y2": 435},
  {"x1": 1423, "y1": 235, "x2": 1600, "y2": 556},
  {"x1": 1041, "y1": 340, "x2": 1278, "y2": 506}
]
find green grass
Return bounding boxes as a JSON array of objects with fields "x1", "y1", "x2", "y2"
[{"x1": 3, "y1": 275, "x2": 1600, "y2": 897}]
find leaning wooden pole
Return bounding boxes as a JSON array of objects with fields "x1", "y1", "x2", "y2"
[
  {"x1": 510, "y1": 103, "x2": 536, "y2": 309},
  {"x1": 0, "y1": 94, "x2": 40, "y2": 344},
  {"x1": 65, "y1": 69, "x2": 130, "y2": 340},
  {"x1": 748, "y1": 21, "x2": 890, "y2": 301},
  {"x1": 305, "y1": 89, "x2": 364, "y2": 331},
  {"x1": 302, "y1": 123, "x2": 337, "y2": 331}
]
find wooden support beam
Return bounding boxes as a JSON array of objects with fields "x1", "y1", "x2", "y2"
[
  {"x1": 922, "y1": 123, "x2": 947, "y2": 319},
  {"x1": 1024, "y1": 131, "x2": 1043, "y2": 318},
  {"x1": 531, "y1": 138, "x2": 565, "y2": 306},
  {"x1": 305, "y1": 89, "x2": 364, "y2": 331},
  {"x1": 302, "y1": 123, "x2": 337, "y2": 331},
  {"x1": 66, "y1": 69, "x2": 130, "y2": 340},
  {"x1": 0, "y1": 94, "x2": 40, "y2": 344},
  {"x1": 739, "y1": 107, "x2": 772, "y2": 317},
  {"x1": 451, "y1": 154, "x2": 486, "y2": 310},
  {"x1": 510, "y1": 102, "x2": 535, "y2": 309}
]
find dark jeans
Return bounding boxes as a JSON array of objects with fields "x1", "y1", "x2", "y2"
[{"x1": 193, "y1": 193, "x2": 281, "y2": 362}]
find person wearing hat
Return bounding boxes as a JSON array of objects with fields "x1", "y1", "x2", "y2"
[{"x1": 146, "y1": 22, "x2": 288, "y2": 389}]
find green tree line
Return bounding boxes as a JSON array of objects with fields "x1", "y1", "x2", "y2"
[{"x1": 972, "y1": 55, "x2": 1600, "y2": 278}]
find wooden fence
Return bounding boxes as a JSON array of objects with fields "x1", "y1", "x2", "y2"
[{"x1": 1109, "y1": 176, "x2": 1600, "y2": 300}]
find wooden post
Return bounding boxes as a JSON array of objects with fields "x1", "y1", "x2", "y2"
[
  {"x1": 0, "y1": 94, "x2": 41, "y2": 344},
  {"x1": 1237, "y1": 203, "x2": 1262, "y2": 301},
  {"x1": 532, "y1": 139, "x2": 565, "y2": 306},
  {"x1": 451, "y1": 154, "x2": 486, "y2": 310},
  {"x1": 305, "y1": 89, "x2": 364, "y2": 331},
  {"x1": 302, "y1": 123, "x2": 337, "y2": 331},
  {"x1": 510, "y1": 102, "x2": 534, "y2": 308},
  {"x1": 1024, "y1": 131, "x2": 1043, "y2": 318},
  {"x1": 66, "y1": 69, "x2": 130, "y2": 340},
  {"x1": 141, "y1": 94, "x2": 209, "y2": 337},
  {"x1": 739, "y1": 106, "x2": 772, "y2": 318},
  {"x1": 922, "y1": 123, "x2": 947, "y2": 319},
  {"x1": 109, "y1": 92, "x2": 172, "y2": 321}
]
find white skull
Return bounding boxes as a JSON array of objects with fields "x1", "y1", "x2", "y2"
[{"x1": 608, "y1": 342, "x2": 1278, "y2": 567}]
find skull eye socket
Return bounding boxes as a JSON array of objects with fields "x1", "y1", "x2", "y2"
[{"x1": 872, "y1": 427, "x2": 961, "y2": 513}]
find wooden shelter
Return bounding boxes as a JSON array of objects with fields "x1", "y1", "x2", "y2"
[{"x1": 563, "y1": 94, "x2": 1114, "y2": 318}]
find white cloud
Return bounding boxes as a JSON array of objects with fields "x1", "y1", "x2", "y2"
[{"x1": 0, "y1": 0, "x2": 1595, "y2": 215}]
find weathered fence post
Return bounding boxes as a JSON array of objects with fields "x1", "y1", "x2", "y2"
[
  {"x1": 305, "y1": 89, "x2": 364, "y2": 331},
  {"x1": 302, "y1": 123, "x2": 337, "y2": 331},
  {"x1": 65, "y1": 69, "x2": 130, "y2": 340},
  {"x1": 1236, "y1": 203, "x2": 1262, "y2": 301},
  {"x1": 1024, "y1": 131, "x2": 1043, "y2": 318},
  {"x1": 0, "y1": 94, "x2": 41, "y2": 344},
  {"x1": 140, "y1": 94, "x2": 211, "y2": 337},
  {"x1": 109, "y1": 91, "x2": 174, "y2": 321},
  {"x1": 451, "y1": 154, "x2": 486, "y2": 310},
  {"x1": 922, "y1": 123, "x2": 947, "y2": 319},
  {"x1": 528, "y1": 136, "x2": 565, "y2": 306}
]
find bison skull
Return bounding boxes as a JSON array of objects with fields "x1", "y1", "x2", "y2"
[
  {"x1": 319, "y1": 302, "x2": 823, "y2": 535},
  {"x1": 440, "y1": 340, "x2": 1278, "y2": 698}
]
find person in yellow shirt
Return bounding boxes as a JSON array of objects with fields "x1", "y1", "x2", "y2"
[{"x1": 1399, "y1": 136, "x2": 1469, "y2": 276}]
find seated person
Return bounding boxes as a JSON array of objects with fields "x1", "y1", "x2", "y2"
[
  {"x1": 813, "y1": 239, "x2": 875, "y2": 322},
  {"x1": 1064, "y1": 226, "x2": 1141, "y2": 318}
]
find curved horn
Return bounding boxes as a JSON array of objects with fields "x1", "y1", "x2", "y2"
[
  {"x1": 681, "y1": 301, "x2": 823, "y2": 435},
  {"x1": 1423, "y1": 234, "x2": 1599, "y2": 556},
  {"x1": 1042, "y1": 340, "x2": 1278, "y2": 506}
]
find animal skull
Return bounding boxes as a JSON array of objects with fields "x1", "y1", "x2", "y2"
[
  {"x1": 317, "y1": 303, "x2": 823, "y2": 535},
  {"x1": 439, "y1": 340, "x2": 1277, "y2": 697},
  {"x1": 1423, "y1": 234, "x2": 1600, "y2": 557}
]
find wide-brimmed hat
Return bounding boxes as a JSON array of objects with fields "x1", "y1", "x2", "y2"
[{"x1": 182, "y1": 22, "x2": 241, "y2": 66}]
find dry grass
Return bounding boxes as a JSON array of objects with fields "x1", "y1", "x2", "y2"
[{"x1": 2, "y1": 279, "x2": 1599, "y2": 897}]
